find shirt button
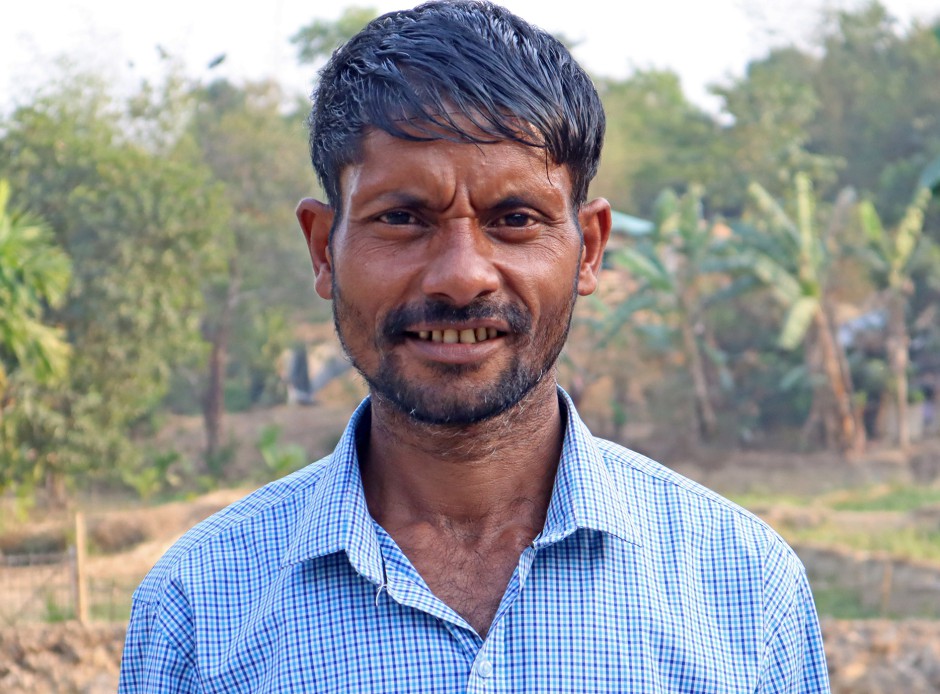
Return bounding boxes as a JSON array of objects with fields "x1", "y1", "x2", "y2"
[{"x1": 477, "y1": 660, "x2": 493, "y2": 678}]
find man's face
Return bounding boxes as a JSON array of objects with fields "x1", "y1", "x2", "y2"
[{"x1": 298, "y1": 129, "x2": 609, "y2": 425}]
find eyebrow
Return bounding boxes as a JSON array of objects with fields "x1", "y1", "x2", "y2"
[
  {"x1": 357, "y1": 191, "x2": 560, "y2": 216},
  {"x1": 489, "y1": 196, "x2": 539, "y2": 212},
  {"x1": 365, "y1": 192, "x2": 431, "y2": 210}
]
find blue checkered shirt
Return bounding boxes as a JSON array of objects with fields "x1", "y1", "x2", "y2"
[{"x1": 120, "y1": 390, "x2": 829, "y2": 692}]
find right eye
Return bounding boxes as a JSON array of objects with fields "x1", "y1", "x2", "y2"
[{"x1": 378, "y1": 210, "x2": 419, "y2": 225}]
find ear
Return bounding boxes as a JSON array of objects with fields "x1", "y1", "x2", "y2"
[
  {"x1": 576, "y1": 197, "x2": 612, "y2": 296},
  {"x1": 296, "y1": 198, "x2": 335, "y2": 300}
]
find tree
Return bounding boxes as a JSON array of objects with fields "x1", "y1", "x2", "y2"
[
  {"x1": 188, "y1": 79, "x2": 318, "y2": 463},
  {"x1": 736, "y1": 174, "x2": 863, "y2": 454},
  {"x1": 0, "y1": 68, "x2": 222, "y2": 498},
  {"x1": 710, "y1": 47, "x2": 840, "y2": 214},
  {"x1": 0, "y1": 180, "x2": 71, "y2": 391},
  {"x1": 594, "y1": 70, "x2": 719, "y2": 215},
  {"x1": 0, "y1": 180, "x2": 73, "y2": 495},
  {"x1": 608, "y1": 187, "x2": 727, "y2": 439},
  {"x1": 812, "y1": 3, "x2": 940, "y2": 221},
  {"x1": 291, "y1": 7, "x2": 379, "y2": 66},
  {"x1": 854, "y1": 156, "x2": 940, "y2": 447}
]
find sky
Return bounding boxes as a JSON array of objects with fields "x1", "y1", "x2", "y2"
[{"x1": 2, "y1": 0, "x2": 940, "y2": 113}]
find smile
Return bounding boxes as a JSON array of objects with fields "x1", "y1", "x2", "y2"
[{"x1": 410, "y1": 327, "x2": 503, "y2": 344}]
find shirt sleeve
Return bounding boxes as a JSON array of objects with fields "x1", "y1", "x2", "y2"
[
  {"x1": 757, "y1": 541, "x2": 831, "y2": 693},
  {"x1": 120, "y1": 593, "x2": 202, "y2": 693}
]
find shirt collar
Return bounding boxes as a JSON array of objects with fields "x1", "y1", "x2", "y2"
[
  {"x1": 282, "y1": 387, "x2": 639, "y2": 575},
  {"x1": 282, "y1": 399, "x2": 385, "y2": 585},
  {"x1": 538, "y1": 388, "x2": 640, "y2": 547}
]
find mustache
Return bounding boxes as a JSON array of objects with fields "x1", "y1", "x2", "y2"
[{"x1": 381, "y1": 298, "x2": 531, "y2": 340}]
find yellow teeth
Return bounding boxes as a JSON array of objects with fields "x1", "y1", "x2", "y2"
[{"x1": 416, "y1": 328, "x2": 500, "y2": 344}]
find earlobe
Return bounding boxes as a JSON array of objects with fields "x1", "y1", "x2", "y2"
[
  {"x1": 296, "y1": 198, "x2": 335, "y2": 300},
  {"x1": 576, "y1": 198, "x2": 612, "y2": 296}
]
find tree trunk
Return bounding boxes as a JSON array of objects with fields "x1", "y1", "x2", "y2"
[
  {"x1": 886, "y1": 290, "x2": 909, "y2": 449},
  {"x1": 202, "y1": 260, "x2": 241, "y2": 466},
  {"x1": 679, "y1": 302, "x2": 716, "y2": 440},
  {"x1": 812, "y1": 308, "x2": 862, "y2": 456},
  {"x1": 204, "y1": 325, "x2": 228, "y2": 463}
]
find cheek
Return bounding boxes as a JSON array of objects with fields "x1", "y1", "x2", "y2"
[{"x1": 499, "y1": 243, "x2": 581, "y2": 298}]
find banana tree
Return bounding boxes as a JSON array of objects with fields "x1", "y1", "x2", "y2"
[
  {"x1": 607, "y1": 186, "x2": 724, "y2": 439},
  {"x1": 0, "y1": 180, "x2": 71, "y2": 395},
  {"x1": 0, "y1": 179, "x2": 72, "y2": 495},
  {"x1": 734, "y1": 173, "x2": 863, "y2": 455},
  {"x1": 855, "y1": 156, "x2": 940, "y2": 448}
]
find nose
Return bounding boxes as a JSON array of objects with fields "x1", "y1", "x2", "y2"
[{"x1": 420, "y1": 221, "x2": 500, "y2": 306}]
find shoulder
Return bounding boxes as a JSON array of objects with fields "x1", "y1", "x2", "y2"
[
  {"x1": 595, "y1": 436, "x2": 802, "y2": 572},
  {"x1": 132, "y1": 456, "x2": 334, "y2": 606}
]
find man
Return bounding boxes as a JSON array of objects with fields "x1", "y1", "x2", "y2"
[{"x1": 120, "y1": 2, "x2": 829, "y2": 691}]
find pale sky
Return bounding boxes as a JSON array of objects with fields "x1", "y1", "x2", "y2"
[{"x1": 2, "y1": 0, "x2": 939, "y2": 113}]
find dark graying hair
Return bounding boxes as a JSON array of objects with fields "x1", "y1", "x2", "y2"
[{"x1": 307, "y1": 0, "x2": 605, "y2": 218}]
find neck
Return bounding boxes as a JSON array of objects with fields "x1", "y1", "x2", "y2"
[{"x1": 360, "y1": 377, "x2": 563, "y2": 533}]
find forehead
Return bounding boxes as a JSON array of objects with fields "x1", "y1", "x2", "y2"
[{"x1": 339, "y1": 129, "x2": 573, "y2": 209}]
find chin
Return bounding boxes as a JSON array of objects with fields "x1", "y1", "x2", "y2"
[{"x1": 367, "y1": 359, "x2": 547, "y2": 426}]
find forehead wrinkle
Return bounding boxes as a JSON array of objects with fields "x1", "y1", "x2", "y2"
[{"x1": 343, "y1": 130, "x2": 571, "y2": 220}]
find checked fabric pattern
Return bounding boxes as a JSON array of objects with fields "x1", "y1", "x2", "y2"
[{"x1": 120, "y1": 389, "x2": 829, "y2": 693}]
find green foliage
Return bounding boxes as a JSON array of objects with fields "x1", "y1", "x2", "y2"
[
  {"x1": 120, "y1": 449, "x2": 184, "y2": 502},
  {"x1": 810, "y1": 587, "x2": 882, "y2": 619},
  {"x1": 42, "y1": 591, "x2": 74, "y2": 623},
  {"x1": 0, "y1": 180, "x2": 71, "y2": 390},
  {"x1": 0, "y1": 67, "x2": 221, "y2": 499},
  {"x1": 607, "y1": 186, "x2": 732, "y2": 437},
  {"x1": 710, "y1": 48, "x2": 841, "y2": 212},
  {"x1": 739, "y1": 174, "x2": 837, "y2": 350},
  {"x1": 291, "y1": 7, "x2": 379, "y2": 66},
  {"x1": 813, "y1": 4, "x2": 940, "y2": 220},
  {"x1": 3, "y1": 0, "x2": 940, "y2": 499},
  {"x1": 184, "y1": 79, "x2": 320, "y2": 465},
  {"x1": 204, "y1": 440, "x2": 237, "y2": 481},
  {"x1": 0, "y1": 182, "x2": 74, "y2": 496},
  {"x1": 594, "y1": 71, "x2": 719, "y2": 214},
  {"x1": 257, "y1": 425, "x2": 307, "y2": 480},
  {"x1": 830, "y1": 485, "x2": 940, "y2": 512}
]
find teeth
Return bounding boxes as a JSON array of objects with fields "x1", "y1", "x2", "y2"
[{"x1": 415, "y1": 328, "x2": 501, "y2": 343}]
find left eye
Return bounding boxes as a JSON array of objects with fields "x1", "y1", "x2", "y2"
[{"x1": 498, "y1": 213, "x2": 532, "y2": 228}]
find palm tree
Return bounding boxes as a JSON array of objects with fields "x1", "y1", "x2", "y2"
[
  {"x1": 854, "y1": 157, "x2": 940, "y2": 448},
  {"x1": 735, "y1": 173, "x2": 862, "y2": 455}
]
